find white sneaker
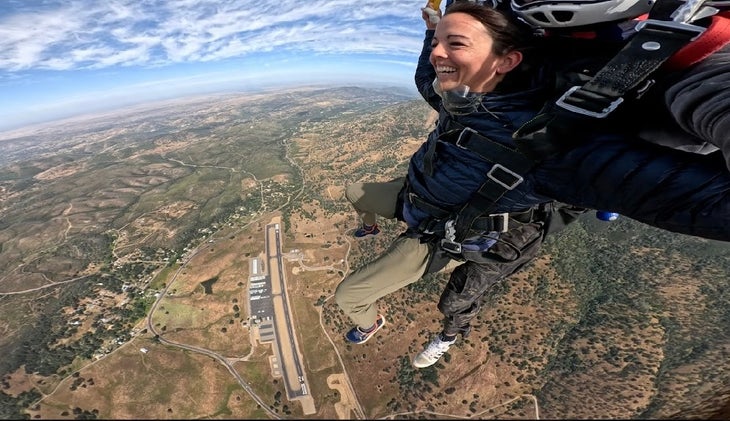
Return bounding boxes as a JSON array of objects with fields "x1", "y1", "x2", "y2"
[{"x1": 413, "y1": 334, "x2": 456, "y2": 368}]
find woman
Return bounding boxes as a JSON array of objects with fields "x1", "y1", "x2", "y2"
[
  {"x1": 335, "y1": 2, "x2": 555, "y2": 354},
  {"x1": 337, "y1": 0, "x2": 730, "y2": 369}
]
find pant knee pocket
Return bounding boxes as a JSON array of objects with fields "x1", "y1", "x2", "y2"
[
  {"x1": 438, "y1": 288, "x2": 480, "y2": 314},
  {"x1": 440, "y1": 266, "x2": 485, "y2": 308}
]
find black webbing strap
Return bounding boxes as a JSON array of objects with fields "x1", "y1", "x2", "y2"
[
  {"x1": 409, "y1": 192, "x2": 451, "y2": 220},
  {"x1": 556, "y1": 0, "x2": 710, "y2": 117},
  {"x1": 434, "y1": 117, "x2": 537, "y2": 243},
  {"x1": 436, "y1": 115, "x2": 535, "y2": 171}
]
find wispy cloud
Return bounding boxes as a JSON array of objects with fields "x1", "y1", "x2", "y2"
[
  {"x1": 0, "y1": 0, "x2": 429, "y2": 131},
  {"x1": 0, "y1": 0, "x2": 427, "y2": 72}
]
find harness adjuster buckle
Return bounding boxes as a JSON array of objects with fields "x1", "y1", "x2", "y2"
[
  {"x1": 407, "y1": 192, "x2": 417, "y2": 205},
  {"x1": 555, "y1": 85, "x2": 624, "y2": 118},
  {"x1": 489, "y1": 212, "x2": 510, "y2": 233},
  {"x1": 487, "y1": 164, "x2": 523, "y2": 190},
  {"x1": 440, "y1": 238, "x2": 462, "y2": 254},
  {"x1": 635, "y1": 19, "x2": 706, "y2": 39},
  {"x1": 455, "y1": 127, "x2": 478, "y2": 149}
]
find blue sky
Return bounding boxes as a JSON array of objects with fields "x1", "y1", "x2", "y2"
[{"x1": 0, "y1": 0, "x2": 435, "y2": 133}]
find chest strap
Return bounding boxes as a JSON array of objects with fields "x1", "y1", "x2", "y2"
[{"x1": 556, "y1": 0, "x2": 720, "y2": 118}]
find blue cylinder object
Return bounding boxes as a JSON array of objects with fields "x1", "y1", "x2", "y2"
[{"x1": 596, "y1": 211, "x2": 619, "y2": 221}]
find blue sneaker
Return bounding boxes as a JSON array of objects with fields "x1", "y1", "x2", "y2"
[
  {"x1": 345, "y1": 314, "x2": 386, "y2": 344},
  {"x1": 354, "y1": 224, "x2": 380, "y2": 238}
]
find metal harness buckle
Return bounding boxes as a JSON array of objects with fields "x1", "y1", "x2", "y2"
[
  {"x1": 555, "y1": 85, "x2": 624, "y2": 118},
  {"x1": 441, "y1": 219, "x2": 462, "y2": 254},
  {"x1": 489, "y1": 212, "x2": 510, "y2": 233},
  {"x1": 634, "y1": 19, "x2": 707, "y2": 39},
  {"x1": 556, "y1": 3, "x2": 711, "y2": 119},
  {"x1": 454, "y1": 127, "x2": 478, "y2": 149},
  {"x1": 487, "y1": 164, "x2": 523, "y2": 190},
  {"x1": 440, "y1": 238, "x2": 462, "y2": 254}
]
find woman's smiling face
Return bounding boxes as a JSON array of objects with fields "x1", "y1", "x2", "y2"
[{"x1": 430, "y1": 12, "x2": 510, "y2": 94}]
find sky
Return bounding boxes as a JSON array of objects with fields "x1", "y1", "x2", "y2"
[{"x1": 0, "y1": 0, "x2": 435, "y2": 132}]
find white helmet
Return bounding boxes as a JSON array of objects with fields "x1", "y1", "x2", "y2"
[{"x1": 510, "y1": 0, "x2": 656, "y2": 28}]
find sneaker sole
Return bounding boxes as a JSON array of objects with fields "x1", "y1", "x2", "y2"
[
  {"x1": 412, "y1": 357, "x2": 438, "y2": 368},
  {"x1": 353, "y1": 315, "x2": 386, "y2": 344},
  {"x1": 354, "y1": 233, "x2": 379, "y2": 239}
]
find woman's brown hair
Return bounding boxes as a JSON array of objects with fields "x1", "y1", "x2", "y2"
[
  {"x1": 444, "y1": 1, "x2": 533, "y2": 56},
  {"x1": 444, "y1": 1, "x2": 538, "y2": 92}
]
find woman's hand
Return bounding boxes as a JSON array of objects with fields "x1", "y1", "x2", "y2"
[{"x1": 422, "y1": 0, "x2": 442, "y2": 29}]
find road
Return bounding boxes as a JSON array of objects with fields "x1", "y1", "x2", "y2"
[{"x1": 145, "y1": 241, "x2": 282, "y2": 420}]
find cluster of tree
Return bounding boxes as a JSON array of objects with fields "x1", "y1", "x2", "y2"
[
  {"x1": 0, "y1": 389, "x2": 40, "y2": 419},
  {"x1": 532, "y1": 218, "x2": 730, "y2": 417},
  {"x1": 393, "y1": 356, "x2": 440, "y2": 404}
]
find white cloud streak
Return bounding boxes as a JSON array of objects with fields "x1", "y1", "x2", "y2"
[{"x1": 0, "y1": 0, "x2": 429, "y2": 72}]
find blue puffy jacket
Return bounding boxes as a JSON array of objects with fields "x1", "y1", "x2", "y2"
[
  {"x1": 533, "y1": 130, "x2": 730, "y2": 241},
  {"x1": 410, "y1": 30, "x2": 730, "y2": 242},
  {"x1": 403, "y1": 30, "x2": 551, "y2": 230}
]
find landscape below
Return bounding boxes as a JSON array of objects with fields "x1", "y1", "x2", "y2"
[{"x1": 0, "y1": 86, "x2": 728, "y2": 419}]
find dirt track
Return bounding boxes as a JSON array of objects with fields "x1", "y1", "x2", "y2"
[{"x1": 327, "y1": 373, "x2": 358, "y2": 419}]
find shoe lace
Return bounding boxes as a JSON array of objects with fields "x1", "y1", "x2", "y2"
[{"x1": 423, "y1": 338, "x2": 452, "y2": 359}]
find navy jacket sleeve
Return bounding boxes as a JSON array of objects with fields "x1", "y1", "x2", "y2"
[
  {"x1": 532, "y1": 135, "x2": 730, "y2": 242},
  {"x1": 415, "y1": 29, "x2": 441, "y2": 111}
]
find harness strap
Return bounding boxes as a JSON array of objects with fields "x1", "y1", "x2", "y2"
[
  {"x1": 556, "y1": 0, "x2": 714, "y2": 118},
  {"x1": 417, "y1": 117, "x2": 538, "y2": 244},
  {"x1": 409, "y1": 192, "x2": 451, "y2": 220},
  {"x1": 664, "y1": 11, "x2": 730, "y2": 70},
  {"x1": 409, "y1": 191, "x2": 528, "y2": 234},
  {"x1": 435, "y1": 115, "x2": 535, "y2": 170},
  {"x1": 425, "y1": 112, "x2": 509, "y2": 176}
]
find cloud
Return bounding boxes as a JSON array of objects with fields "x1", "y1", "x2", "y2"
[
  {"x1": 0, "y1": 0, "x2": 429, "y2": 131},
  {"x1": 0, "y1": 0, "x2": 428, "y2": 72}
]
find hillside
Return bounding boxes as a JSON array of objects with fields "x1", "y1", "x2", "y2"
[{"x1": 0, "y1": 86, "x2": 728, "y2": 419}]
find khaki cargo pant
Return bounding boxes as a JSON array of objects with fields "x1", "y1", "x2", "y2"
[{"x1": 336, "y1": 179, "x2": 433, "y2": 329}]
